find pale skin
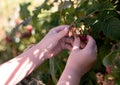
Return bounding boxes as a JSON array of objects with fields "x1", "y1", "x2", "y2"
[
  {"x1": 0, "y1": 25, "x2": 97, "y2": 85},
  {"x1": 57, "y1": 35, "x2": 97, "y2": 85}
]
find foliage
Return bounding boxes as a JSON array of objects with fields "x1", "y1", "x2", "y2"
[{"x1": 1, "y1": 0, "x2": 120, "y2": 85}]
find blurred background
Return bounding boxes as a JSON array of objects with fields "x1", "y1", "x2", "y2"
[
  {"x1": 0, "y1": 0, "x2": 120, "y2": 85},
  {"x1": 0, "y1": 0, "x2": 43, "y2": 41}
]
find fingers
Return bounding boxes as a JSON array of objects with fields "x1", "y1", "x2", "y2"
[
  {"x1": 65, "y1": 37, "x2": 74, "y2": 45},
  {"x1": 72, "y1": 37, "x2": 80, "y2": 50},
  {"x1": 49, "y1": 25, "x2": 69, "y2": 40},
  {"x1": 56, "y1": 27, "x2": 69, "y2": 39},
  {"x1": 85, "y1": 35, "x2": 97, "y2": 50},
  {"x1": 64, "y1": 44, "x2": 72, "y2": 51},
  {"x1": 60, "y1": 37, "x2": 73, "y2": 51},
  {"x1": 51, "y1": 25, "x2": 69, "y2": 33}
]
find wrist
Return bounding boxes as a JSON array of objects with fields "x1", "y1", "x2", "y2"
[
  {"x1": 65, "y1": 62, "x2": 82, "y2": 78},
  {"x1": 65, "y1": 60, "x2": 84, "y2": 77},
  {"x1": 34, "y1": 43, "x2": 49, "y2": 60},
  {"x1": 57, "y1": 65, "x2": 82, "y2": 85},
  {"x1": 57, "y1": 64, "x2": 82, "y2": 85}
]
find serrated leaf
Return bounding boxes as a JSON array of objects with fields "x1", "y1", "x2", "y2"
[
  {"x1": 100, "y1": 1, "x2": 114, "y2": 10},
  {"x1": 84, "y1": 17, "x2": 96, "y2": 25},
  {"x1": 86, "y1": 1, "x2": 114, "y2": 16},
  {"x1": 99, "y1": 10, "x2": 119, "y2": 21},
  {"x1": 91, "y1": 19, "x2": 102, "y2": 34},
  {"x1": 86, "y1": 1, "x2": 101, "y2": 16},
  {"x1": 102, "y1": 17, "x2": 120, "y2": 40}
]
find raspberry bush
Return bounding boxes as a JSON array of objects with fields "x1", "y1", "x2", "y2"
[{"x1": 1, "y1": 0, "x2": 120, "y2": 85}]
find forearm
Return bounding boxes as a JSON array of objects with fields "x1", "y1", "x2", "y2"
[
  {"x1": 0, "y1": 43, "x2": 46, "y2": 84},
  {"x1": 57, "y1": 64, "x2": 82, "y2": 85}
]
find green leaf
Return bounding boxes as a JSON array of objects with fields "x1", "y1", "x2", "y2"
[
  {"x1": 80, "y1": 71, "x2": 97, "y2": 85},
  {"x1": 100, "y1": 1, "x2": 114, "y2": 11},
  {"x1": 75, "y1": 0, "x2": 89, "y2": 12},
  {"x1": 49, "y1": 12, "x2": 60, "y2": 26},
  {"x1": 103, "y1": 52, "x2": 113, "y2": 67},
  {"x1": 84, "y1": 17, "x2": 96, "y2": 25},
  {"x1": 92, "y1": 42, "x2": 111, "y2": 71},
  {"x1": 102, "y1": 17, "x2": 120, "y2": 40},
  {"x1": 99, "y1": 10, "x2": 120, "y2": 21},
  {"x1": 66, "y1": 13, "x2": 74, "y2": 24},
  {"x1": 86, "y1": 1, "x2": 101, "y2": 16},
  {"x1": 19, "y1": 2, "x2": 31, "y2": 20},
  {"x1": 86, "y1": 1, "x2": 114, "y2": 16},
  {"x1": 103, "y1": 50, "x2": 118, "y2": 67},
  {"x1": 91, "y1": 19, "x2": 102, "y2": 34}
]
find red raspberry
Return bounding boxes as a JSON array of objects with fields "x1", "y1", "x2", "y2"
[
  {"x1": 21, "y1": 32, "x2": 31, "y2": 38},
  {"x1": 5, "y1": 36, "x2": 12, "y2": 43},
  {"x1": 79, "y1": 35, "x2": 87, "y2": 41},
  {"x1": 106, "y1": 66, "x2": 111, "y2": 74},
  {"x1": 26, "y1": 25, "x2": 33, "y2": 32}
]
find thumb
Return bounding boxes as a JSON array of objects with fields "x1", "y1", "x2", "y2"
[
  {"x1": 72, "y1": 37, "x2": 80, "y2": 50},
  {"x1": 85, "y1": 35, "x2": 96, "y2": 49},
  {"x1": 56, "y1": 27, "x2": 69, "y2": 39}
]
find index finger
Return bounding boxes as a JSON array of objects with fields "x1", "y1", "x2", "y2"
[
  {"x1": 51, "y1": 25, "x2": 69, "y2": 33},
  {"x1": 72, "y1": 37, "x2": 81, "y2": 50}
]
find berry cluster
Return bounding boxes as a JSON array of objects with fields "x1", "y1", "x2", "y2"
[{"x1": 68, "y1": 24, "x2": 87, "y2": 41}]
